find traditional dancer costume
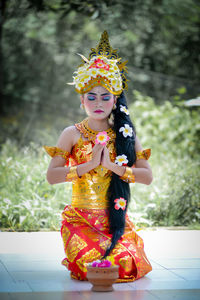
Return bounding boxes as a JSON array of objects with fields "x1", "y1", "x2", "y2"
[{"x1": 44, "y1": 31, "x2": 152, "y2": 282}]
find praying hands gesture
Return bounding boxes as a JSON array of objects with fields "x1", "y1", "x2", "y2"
[
  {"x1": 90, "y1": 143, "x2": 125, "y2": 177},
  {"x1": 101, "y1": 146, "x2": 111, "y2": 169},
  {"x1": 90, "y1": 143, "x2": 111, "y2": 169}
]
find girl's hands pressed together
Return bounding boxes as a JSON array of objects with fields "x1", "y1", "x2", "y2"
[
  {"x1": 101, "y1": 146, "x2": 111, "y2": 169},
  {"x1": 90, "y1": 143, "x2": 104, "y2": 168}
]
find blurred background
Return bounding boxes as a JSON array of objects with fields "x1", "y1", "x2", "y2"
[{"x1": 0, "y1": 0, "x2": 199, "y2": 231}]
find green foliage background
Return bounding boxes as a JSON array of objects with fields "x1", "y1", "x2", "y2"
[
  {"x1": 0, "y1": 91, "x2": 199, "y2": 231},
  {"x1": 0, "y1": 0, "x2": 200, "y2": 230}
]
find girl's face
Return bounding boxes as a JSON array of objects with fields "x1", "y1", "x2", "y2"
[{"x1": 81, "y1": 86, "x2": 116, "y2": 120}]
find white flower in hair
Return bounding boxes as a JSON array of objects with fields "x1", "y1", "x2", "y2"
[
  {"x1": 114, "y1": 197, "x2": 127, "y2": 211},
  {"x1": 120, "y1": 105, "x2": 129, "y2": 115},
  {"x1": 119, "y1": 124, "x2": 133, "y2": 138},
  {"x1": 115, "y1": 155, "x2": 128, "y2": 166}
]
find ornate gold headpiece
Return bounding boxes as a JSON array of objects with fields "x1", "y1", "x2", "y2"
[{"x1": 68, "y1": 31, "x2": 128, "y2": 95}]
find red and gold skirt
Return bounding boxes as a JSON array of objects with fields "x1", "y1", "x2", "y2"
[{"x1": 61, "y1": 205, "x2": 152, "y2": 282}]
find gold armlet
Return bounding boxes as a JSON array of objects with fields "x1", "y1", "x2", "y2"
[
  {"x1": 136, "y1": 148, "x2": 151, "y2": 160},
  {"x1": 65, "y1": 166, "x2": 79, "y2": 182},
  {"x1": 120, "y1": 167, "x2": 135, "y2": 183}
]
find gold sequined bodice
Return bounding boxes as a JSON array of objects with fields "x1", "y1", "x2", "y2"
[
  {"x1": 70, "y1": 118, "x2": 116, "y2": 209},
  {"x1": 44, "y1": 118, "x2": 151, "y2": 210}
]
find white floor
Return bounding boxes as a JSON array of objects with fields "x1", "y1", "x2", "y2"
[{"x1": 0, "y1": 229, "x2": 200, "y2": 300}]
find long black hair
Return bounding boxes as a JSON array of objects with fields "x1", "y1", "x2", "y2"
[{"x1": 103, "y1": 91, "x2": 136, "y2": 258}]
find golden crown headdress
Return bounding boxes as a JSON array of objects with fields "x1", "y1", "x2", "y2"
[{"x1": 68, "y1": 31, "x2": 128, "y2": 95}]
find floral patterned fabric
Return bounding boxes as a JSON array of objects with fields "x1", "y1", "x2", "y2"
[
  {"x1": 61, "y1": 206, "x2": 152, "y2": 282},
  {"x1": 44, "y1": 118, "x2": 152, "y2": 281}
]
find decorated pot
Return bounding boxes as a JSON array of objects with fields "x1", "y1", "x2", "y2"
[{"x1": 86, "y1": 265, "x2": 119, "y2": 292}]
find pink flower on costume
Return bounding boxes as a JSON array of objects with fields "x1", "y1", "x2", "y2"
[
  {"x1": 95, "y1": 131, "x2": 110, "y2": 145},
  {"x1": 114, "y1": 197, "x2": 127, "y2": 211}
]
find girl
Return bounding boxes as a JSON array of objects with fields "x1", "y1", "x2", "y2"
[{"x1": 44, "y1": 31, "x2": 153, "y2": 282}]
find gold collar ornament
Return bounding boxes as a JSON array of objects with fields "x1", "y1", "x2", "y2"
[
  {"x1": 75, "y1": 118, "x2": 116, "y2": 143},
  {"x1": 68, "y1": 31, "x2": 128, "y2": 95}
]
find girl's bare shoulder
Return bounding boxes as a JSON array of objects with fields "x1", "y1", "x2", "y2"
[{"x1": 56, "y1": 125, "x2": 80, "y2": 152}]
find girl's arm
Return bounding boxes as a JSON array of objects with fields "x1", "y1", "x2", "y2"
[
  {"x1": 46, "y1": 126, "x2": 75, "y2": 184},
  {"x1": 102, "y1": 136, "x2": 153, "y2": 185},
  {"x1": 46, "y1": 126, "x2": 104, "y2": 184}
]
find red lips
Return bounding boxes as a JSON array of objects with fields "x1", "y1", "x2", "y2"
[{"x1": 94, "y1": 110, "x2": 104, "y2": 113}]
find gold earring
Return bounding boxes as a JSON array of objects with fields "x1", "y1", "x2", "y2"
[
  {"x1": 108, "y1": 112, "x2": 114, "y2": 125},
  {"x1": 80, "y1": 103, "x2": 84, "y2": 110},
  {"x1": 113, "y1": 103, "x2": 117, "y2": 110}
]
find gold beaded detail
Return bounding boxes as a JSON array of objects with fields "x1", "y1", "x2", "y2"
[
  {"x1": 136, "y1": 149, "x2": 151, "y2": 160},
  {"x1": 43, "y1": 146, "x2": 70, "y2": 161},
  {"x1": 120, "y1": 167, "x2": 135, "y2": 183},
  {"x1": 66, "y1": 166, "x2": 79, "y2": 182},
  {"x1": 75, "y1": 118, "x2": 116, "y2": 144}
]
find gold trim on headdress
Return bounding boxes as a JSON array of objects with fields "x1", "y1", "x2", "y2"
[
  {"x1": 68, "y1": 31, "x2": 128, "y2": 95},
  {"x1": 89, "y1": 31, "x2": 128, "y2": 90},
  {"x1": 89, "y1": 31, "x2": 118, "y2": 60}
]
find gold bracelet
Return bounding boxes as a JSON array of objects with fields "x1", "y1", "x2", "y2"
[
  {"x1": 65, "y1": 166, "x2": 79, "y2": 182},
  {"x1": 120, "y1": 167, "x2": 135, "y2": 183}
]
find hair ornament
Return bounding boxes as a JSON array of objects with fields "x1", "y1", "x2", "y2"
[
  {"x1": 119, "y1": 124, "x2": 133, "y2": 138},
  {"x1": 76, "y1": 53, "x2": 90, "y2": 64},
  {"x1": 115, "y1": 154, "x2": 128, "y2": 166},
  {"x1": 68, "y1": 31, "x2": 128, "y2": 95},
  {"x1": 120, "y1": 105, "x2": 129, "y2": 115},
  {"x1": 114, "y1": 197, "x2": 127, "y2": 211}
]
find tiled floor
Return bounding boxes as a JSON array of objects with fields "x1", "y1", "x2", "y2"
[{"x1": 0, "y1": 229, "x2": 199, "y2": 299}]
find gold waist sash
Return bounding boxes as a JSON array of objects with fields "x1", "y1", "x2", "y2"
[{"x1": 71, "y1": 174, "x2": 111, "y2": 209}]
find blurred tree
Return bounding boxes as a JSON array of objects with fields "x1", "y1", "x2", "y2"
[
  {"x1": 1, "y1": 0, "x2": 200, "y2": 145},
  {"x1": 0, "y1": 0, "x2": 114, "y2": 113}
]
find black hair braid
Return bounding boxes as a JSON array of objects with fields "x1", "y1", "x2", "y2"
[{"x1": 103, "y1": 92, "x2": 136, "y2": 258}]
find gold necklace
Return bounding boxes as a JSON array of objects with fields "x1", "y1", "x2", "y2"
[{"x1": 75, "y1": 118, "x2": 116, "y2": 143}]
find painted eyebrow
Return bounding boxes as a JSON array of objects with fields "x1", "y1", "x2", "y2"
[{"x1": 87, "y1": 92, "x2": 110, "y2": 96}]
